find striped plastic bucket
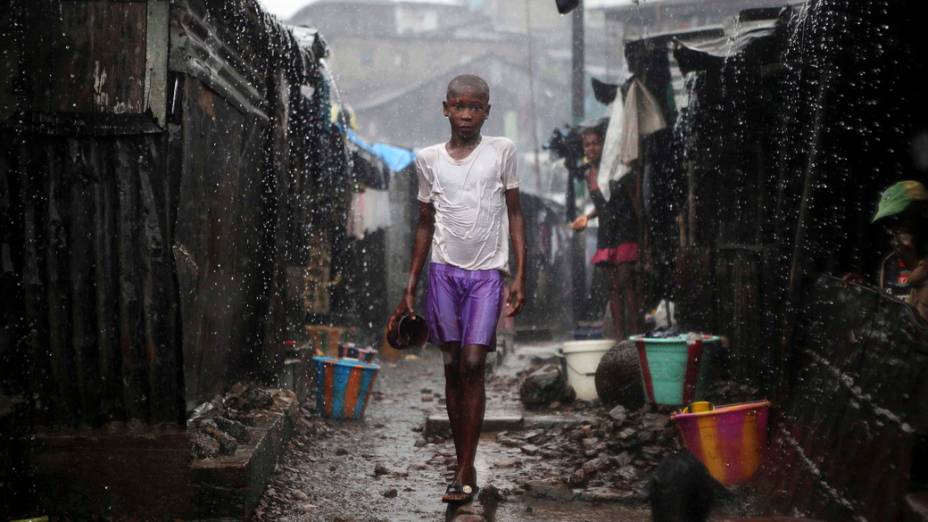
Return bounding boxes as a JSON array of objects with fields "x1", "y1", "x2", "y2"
[
  {"x1": 313, "y1": 356, "x2": 379, "y2": 420},
  {"x1": 631, "y1": 334, "x2": 719, "y2": 405},
  {"x1": 671, "y1": 400, "x2": 770, "y2": 486}
]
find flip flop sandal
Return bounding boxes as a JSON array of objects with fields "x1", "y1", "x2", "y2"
[{"x1": 441, "y1": 483, "x2": 479, "y2": 503}]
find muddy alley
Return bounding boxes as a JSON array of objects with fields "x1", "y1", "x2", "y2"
[{"x1": 252, "y1": 344, "x2": 652, "y2": 522}]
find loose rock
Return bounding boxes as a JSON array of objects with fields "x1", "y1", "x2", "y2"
[
  {"x1": 607, "y1": 404, "x2": 627, "y2": 424},
  {"x1": 521, "y1": 480, "x2": 575, "y2": 501},
  {"x1": 478, "y1": 483, "x2": 505, "y2": 503},
  {"x1": 519, "y1": 364, "x2": 571, "y2": 408},
  {"x1": 520, "y1": 444, "x2": 540, "y2": 456},
  {"x1": 579, "y1": 487, "x2": 636, "y2": 503},
  {"x1": 191, "y1": 431, "x2": 220, "y2": 459}
]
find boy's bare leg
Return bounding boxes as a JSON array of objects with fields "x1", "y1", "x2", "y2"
[
  {"x1": 454, "y1": 344, "x2": 487, "y2": 491},
  {"x1": 441, "y1": 343, "x2": 464, "y2": 473},
  {"x1": 608, "y1": 265, "x2": 627, "y2": 340}
]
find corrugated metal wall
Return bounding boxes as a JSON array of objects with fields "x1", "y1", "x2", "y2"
[
  {"x1": 172, "y1": 75, "x2": 271, "y2": 406},
  {"x1": 759, "y1": 278, "x2": 928, "y2": 520},
  {"x1": 644, "y1": 1, "x2": 928, "y2": 518},
  {"x1": 3, "y1": 134, "x2": 184, "y2": 426},
  {"x1": 1, "y1": 0, "x2": 348, "y2": 427}
]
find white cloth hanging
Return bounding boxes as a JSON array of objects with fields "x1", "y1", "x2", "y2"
[
  {"x1": 348, "y1": 188, "x2": 392, "y2": 239},
  {"x1": 598, "y1": 93, "x2": 627, "y2": 202},
  {"x1": 598, "y1": 78, "x2": 668, "y2": 200}
]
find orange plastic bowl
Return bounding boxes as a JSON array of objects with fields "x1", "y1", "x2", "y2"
[{"x1": 671, "y1": 400, "x2": 770, "y2": 486}]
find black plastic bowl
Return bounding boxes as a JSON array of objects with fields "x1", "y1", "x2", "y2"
[{"x1": 387, "y1": 314, "x2": 429, "y2": 350}]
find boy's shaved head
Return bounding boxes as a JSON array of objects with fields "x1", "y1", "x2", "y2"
[{"x1": 447, "y1": 74, "x2": 490, "y2": 101}]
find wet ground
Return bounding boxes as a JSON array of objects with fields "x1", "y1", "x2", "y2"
[{"x1": 252, "y1": 344, "x2": 652, "y2": 521}]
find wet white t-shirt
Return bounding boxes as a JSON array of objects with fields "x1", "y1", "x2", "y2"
[{"x1": 415, "y1": 136, "x2": 519, "y2": 273}]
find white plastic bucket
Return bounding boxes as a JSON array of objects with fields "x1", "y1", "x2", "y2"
[{"x1": 561, "y1": 339, "x2": 615, "y2": 401}]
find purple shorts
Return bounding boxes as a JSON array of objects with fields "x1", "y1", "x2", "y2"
[{"x1": 425, "y1": 263, "x2": 505, "y2": 350}]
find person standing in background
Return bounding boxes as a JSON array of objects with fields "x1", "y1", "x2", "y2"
[{"x1": 570, "y1": 123, "x2": 642, "y2": 340}]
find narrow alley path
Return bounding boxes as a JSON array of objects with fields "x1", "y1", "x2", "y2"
[{"x1": 252, "y1": 345, "x2": 651, "y2": 522}]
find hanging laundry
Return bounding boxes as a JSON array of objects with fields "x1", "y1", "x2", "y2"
[
  {"x1": 598, "y1": 92, "x2": 626, "y2": 202},
  {"x1": 348, "y1": 188, "x2": 393, "y2": 239},
  {"x1": 618, "y1": 78, "x2": 667, "y2": 166},
  {"x1": 599, "y1": 77, "x2": 668, "y2": 197}
]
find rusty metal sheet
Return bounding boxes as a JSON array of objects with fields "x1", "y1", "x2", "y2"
[
  {"x1": 25, "y1": 2, "x2": 149, "y2": 115},
  {"x1": 758, "y1": 277, "x2": 928, "y2": 520},
  {"x1": 173, "y1": 78, "x2": 270, "y2": 406},
  {"x1": 715, "y1": 248, "x2": 767, "y2": 383},
  {"x1": 2, "y1": 132, "x2": 184, "y2": 427},
  {"x1": 1, "y1": 0, "x2": 347, "y2": 428},
  {"x1": 3, "y1": 1, "x2": 169, "y2": 134},
  {"x1": 0, "y1": 9, "x2": 18, "y2": 122}
]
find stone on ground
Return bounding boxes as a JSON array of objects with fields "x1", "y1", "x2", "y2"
[
  {"x1": 595, "y1": 341, "x2": 645, "y2": 408},
  {"x1": 519, "y1": 364, "x2": 571, "y2": 408}
]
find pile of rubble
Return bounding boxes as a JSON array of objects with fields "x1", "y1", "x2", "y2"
[
  {"x1": 504, "y1": 355, "x2": 760, "y2": 504},
  {"x1": 189, "y1": 383, "x2": 297, "y2": 459},
  {"x1": 492, "y1": 402, "x2": 681, "y2": 502}
]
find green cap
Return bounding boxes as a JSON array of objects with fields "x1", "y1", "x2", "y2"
[{"x1": 872, "y1": 181, "x2": 928, "y2": 223}]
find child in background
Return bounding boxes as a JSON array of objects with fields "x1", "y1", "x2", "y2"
[
  {"x1": 871, "y1": 180, "x2": 928, "y2": 321},
  {"x1": 570, "y1": 123, "x2": 643, "y2": 339}
]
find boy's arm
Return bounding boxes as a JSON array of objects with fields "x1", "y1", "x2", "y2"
[
  {"x1": 506, "y1": 189, "x2": 526, "y2": 317},
  {"x1": 388, "y1": 201, "x2": 435, "y2": 331}
]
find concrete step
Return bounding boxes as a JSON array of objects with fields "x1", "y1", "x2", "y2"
[
  {"x1": 192, "y1": 394, "x2": 299, "y2": 519},
  {"x1": 425, "y1": 411, "x2": 596, "y2": 438},
  {"x1": 426, "y1": 411, "x2": 524, "y2": 437}
]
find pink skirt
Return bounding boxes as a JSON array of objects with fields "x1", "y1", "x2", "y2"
[{"x1": 592, "y1": 242, "x2": 639, "y2": 266}]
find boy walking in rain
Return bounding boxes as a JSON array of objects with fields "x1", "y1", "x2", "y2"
[{"x1": 389, "y1": 75, "x2": 526, "y2": 503}]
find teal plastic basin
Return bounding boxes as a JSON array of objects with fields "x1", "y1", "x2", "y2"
[{"x1": 630, "y1": 334, "x2": 719, "y2": 406}]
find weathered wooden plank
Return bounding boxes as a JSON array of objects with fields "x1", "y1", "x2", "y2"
[
  {"x1": 0, "y1": 4, "x2": 20, "y2": 123},
  {"x1": 92, "y1": 141, "x2": 121, "y2": 421},
  {"x1": 114, "y1": 139, "x2": 148, "y2": 421},
  {"x1": 42, "y1": 142, "x2": 77, "y2": 424},
  {"x1": 25, "y1": 2, "x2": 149, "y2": 115},
  {"x1": 146, "y1": 0, "x2": 170, "y2": 127},
  {"x1": 65, "y1": 138, "x2": 100, "y2": 423}
]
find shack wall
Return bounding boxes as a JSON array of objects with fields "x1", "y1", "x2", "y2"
[
  {"x1": 1, "y1": 133, "x2": 184, "y2": 426},
  {"x1": 635, "y1": 0, "x2": 928, "y2": 518},
  {"x1": 759, "y1": 278, "x2": 928, "y2": 520},
  {"x1": 172, "y1": 75, "x2": 271, "y2": 404},
  {"x1": 654, "y1": 0, "x2": 927, "y2": 388},
  {"x1": 0, "y1": 0, "x2": 347, "y2": 428},
  {"x1": 1, "y1": 1, "x2": 183, "y2": 427}
]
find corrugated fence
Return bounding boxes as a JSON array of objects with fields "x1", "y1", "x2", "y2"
[{"x1": 0, "y1": 0, "x2": 349, "y2": 427}]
